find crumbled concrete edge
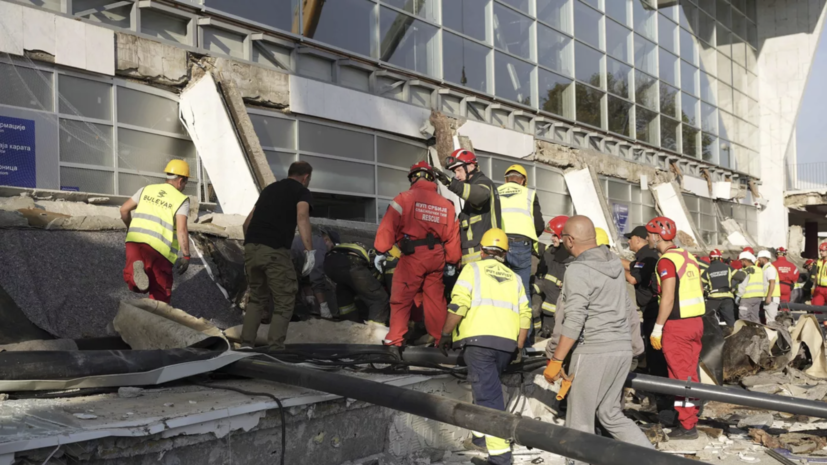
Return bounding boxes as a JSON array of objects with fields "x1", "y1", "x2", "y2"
[
  {"x1": 785, "y1": 190, "x2": 827, "y2": 210},
  {"x1": 430, "y1": 111, "x2": 455, "y2": 165},
  {"x1": 116, "y1": 32, "x2": 189, "y2": 87}
]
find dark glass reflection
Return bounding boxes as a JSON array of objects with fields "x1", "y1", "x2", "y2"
[
  {"x1": 539, "y1": 69, "x2": 572, "y2": 117},
  {"x1": 204, "y1": 0, "x2": 298, "y2": 33},
  {"x1": 443, "y1": 0, "x2": 487, "y2": 42},
  {"x1": 608, "y1": 96, "x2": 632, "y2": 136},
  {"x1": 661, "y1": 116, "x2": 679, "y2": 151},
  {"x1": 607, "y1": 58, "x2": 631, "y2": 98},
  {"x1": 444, "y1": 32, "x2": 489, "y2": 92},
  {"x1": 305, "y1": 0, "x2": 373, "y2": 56},
  {"x1": 575, "y1": 82, "x2": 603, "y2": 127}
]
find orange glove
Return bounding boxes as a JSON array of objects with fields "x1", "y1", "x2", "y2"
[
  {"x1": 556, "y1": 376, "x2": 573, "y2": 401},
  {"x1": 544, "y1": 359, "x2": 563, "y2": 384}
]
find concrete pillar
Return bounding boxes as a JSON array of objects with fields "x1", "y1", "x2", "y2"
[{"x1": 805, "y1": 221, "x2": 820, "y2": 258}]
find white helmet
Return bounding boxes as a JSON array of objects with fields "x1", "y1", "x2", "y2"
[
  {"x1": 757, "y1": 250, "x2": 773, "y2": 260},
  {"x1": 739, "y1": 251, "x2": 756, "y2": 262}
]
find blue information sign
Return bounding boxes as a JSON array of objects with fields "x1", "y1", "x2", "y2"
[
  {"x1": 0, "y1": 116, "x2": 36, "y2": 188},
  {"x1": 612, "y1": 202, "x2": 630, "y2": 234}
]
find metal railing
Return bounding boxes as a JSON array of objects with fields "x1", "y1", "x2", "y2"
[{"x1": 787, "y1": 162, "x2": 827, "y2": 191}]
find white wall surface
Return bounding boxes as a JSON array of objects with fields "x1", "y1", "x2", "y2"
[
  {"x1": 180, "y1": 73, "x2": 258, "y2": 216},
  {"x1": 682, "y1": 175, "x2": 711, "y2": 199},
  {"x1": 563, "y1": 168, "x2": 614, "y2": 247},
  {"x1": 652, "y1": 182, "x2": 699, "y2": 246},
  {"x1": 457, "y1": 120, "x2": 535, "y2": 159}
]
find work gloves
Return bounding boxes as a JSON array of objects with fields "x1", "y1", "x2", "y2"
[
  {"x1": 301, "y1": 250, "x2": 316, "y2": 277},
  {"x1": 319, "y1": 302, "x2": 332, "y2": 319},
  {"x1": 437, "y1": 332, "x2": 453, "y2": 357},
  {"x1": 433, "y1": 169, "x2": 451, "y2": 186},
  {"x1": 444, "y1": 264, "x2": 457, "y2": 277},
  {"x1": 374, "y1": 254, "x2": 386, "y2": 273},
  {"x1": 175, "y1": 256, "x2": 190, "y2": 275},
  {"x1": 543, "y1": 358, "x2": 563, "y2": 383},
  {"x1": 650, "y1": 323, "x2": 664, "y2": 351}
]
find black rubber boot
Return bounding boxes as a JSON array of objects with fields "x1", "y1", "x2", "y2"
[{"x1": 668, "y1": 426, "x2": 699, "y2": 440}]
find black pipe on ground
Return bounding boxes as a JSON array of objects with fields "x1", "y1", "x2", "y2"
[
  {"x1": 224, "y1": 359, "x2": 695, "y2": 465},
  {"x1": 780, "y1": 303, "x2": 827, "y2": 312},
  {"x1": 627, "y1": 373, "x2": 827, "y2": 419}
]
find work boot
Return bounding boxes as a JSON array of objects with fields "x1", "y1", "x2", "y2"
[
  {"x1": 132, "y1": 261, "x2": 149, "y2": 292},
  {"x1": 668, "y1": 426, "x2": 699, "y2": 440}
]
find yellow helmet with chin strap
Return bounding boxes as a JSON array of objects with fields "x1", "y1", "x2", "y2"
[
  {"x1": 595, "y1": 227, "x2": 610, "y2": 247},
  {"x1": 480, "y1": 228, "x2": 509, "y2": 253},
  {"x1": 164, "y1": 159, "x2": 190, "y2": 178},
  {"x1": 504, "y1": 164, "x2": 528, "y2": 180}
]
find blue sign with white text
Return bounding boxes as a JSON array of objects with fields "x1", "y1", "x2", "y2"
[
  {"x1": 612, "y1": 202, "x2": 630, "y2": 234},
  {"x1": 0, "y1": 116, "x2": 36, "y2": 188}
]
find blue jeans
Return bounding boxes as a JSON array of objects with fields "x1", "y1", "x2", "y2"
[
  {"x1": 505, "y1": 238, "x2": 532, "y2": 302},
  {"x1": 464, "y1": 345, "x2": 513, "y2": 465}
]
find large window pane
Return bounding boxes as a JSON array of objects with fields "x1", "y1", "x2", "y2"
[
  {"x1": 495, "y1": 52, "x2": 533, "y2": 104},
  {"x1": 699, "y1": 41, "x2": 717, "y2": 75},
  {"x1": 250, "y1": 114, "x2": 295, "y2": 149},
  {"x1": 732, "y1": 37, "x2": 746, "y2": 67},
  {"x1": 300, "y1": 154, "x2": 375, "y2": 195},
  {"x1": 718, "y1": 109, "x2": 733, "y2": 142},
  {"x1": 537, "y1": 0, "x2": 572, "y2": 34},
  {"x1": 299, "y1": 122, "x2": 374, "y2": 161},
  {"x1": 606, "y1": 0, "x2": 629, "y2": 26},
  {"x1": 717, "y1": 1, "x2": 731, "y2": 28},
  {"x1": 659, "y1": 17, "x2": 678, "y2": 54},
  {"x1": 702, "y1": 133, "x2": 718, "y2": 163},
  {"x1": 606, "y1": 19, "x2": 631, "y2": 63},
  {"x1": 377, "y1": 137, "x2": 425, "y2": 168},
  {"x1": 380, "y1": 8, "x2": 439, "y2": 77},
  {"x1": 575, "y1": 83, "x2": 603, "y2": 128},
  {"x1": 378, "y1": 166, "x2": 411, "y2": 197},
  {"x1": 575, "y1": 42, "x2": 603, "y2": 87},
  {"x1": 681, "y1": 93, "x2": 698, "y2": 127},
  {"x1": 443, "y1": 0, "x2": 488, "y2": 42},
  {"x1": 61, "y1": 167, "x2": 114, "y2": 195},
  {"x1": 607, "y1": 58, "x2": 631, "y2": 98},
  {"x1": 264, "y1": 151, "x2": 296, "y2": 181},
  {"x1": 59, "y1": 75, "x2": 111, "y2": 121},
  {"x1": 660, "y1": 49, "x2": 678, "y2": 86},
  {"x1": 632, "y1": 0, "x2": 656, "y2": 41},
  {"x1": 536, "y1": 190, "x2": 573, "y2": 216},
  {"x1": 574, "y1": 1, "x2": 602, "y2": 50},
  {"x1": 701, "y1": 102, "x2": 717, "y2": 134},
  {"x1": 607, "y1": 96, "x2": 632, "y2": 136},
  {"x1": 118, "y1": 87, "x2": 186, "y2": 135},
  {"x1": 305, "y1": 0, "x2": 373, "y2": 57},
  {"x1": 635, "y1": 70, "x2": 658, "y2": 110},
  {"x1": 634, "y1": 34, "x2": 657, "y2": 76},
  {"x1": 118, "y1": 129, "x2": 196, "y2": 172},
  {"x1": 718, "y1": 81, "x2": 732, "y2": 113},
  {"x1": 539, "y1": 69, "x2": 573, "y2": 118},
  {"x1": 500, "y1": 0, "x2": 530, "y2": 14},
  {"x1": 719, "y1": 140, "x2": 732, "y2": 168},
  {"x1": 682, "y1": 125, "x2": 699, "y2": 157},
  {"x1": 59, "y1": 119, "x2": 113, "y2": 167},
  {"x1": 680, "y1": 29, "x2": 697, "y2": 65},
  {"x1": 494, "y1": 3, "x2": 532, "y2": 59},
  {"x1": 660, "y1": 82, "x2": 679, "y2": 118},
  {"x1": 203, "y1": 0, "x2": 298, "y2": 32},
  {"x1": 384, "y1": 0, "x2": 439, "y2": 22},
  {"x1": 732, "y1": 9, "x2": 746, "y2": 39},
  {"x1": 700, "y1": 72, "x2": 716, "y2": 104},
  {"x1": 679, "y1": 0, "x2": 698, "y2": 31},
  {"x1": 717, "y1": 52, "x2": 732, "y2": 85},
  {"x1": 697, "y1": 11, "x2": 715, "y2": 45},
  {"x1": 661, "y1": 116, "x2": 679, "y2": 151},
  {"x1": 636, "y1": 105, "x2": 658, "y2": 144},
  {"x1": 681, "y1": 61, "x2": 698, "y2": 95},
  {"x1": 538, "y1": 25, "x2": 573, "y2": 76},
  {"x1": 699, "y1": 0, "x2": 714, "y2": 15},
  {"x1": 443, "y1": 32, "x2": 490, "y2": 92},
  {"x1": 0, "y1": 64, "x2": 53, "y2": 111},
  {"x1": 536, "y1": 167, "x2": 567, "y2": 192}
]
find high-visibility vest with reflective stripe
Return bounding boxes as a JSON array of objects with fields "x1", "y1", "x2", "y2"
[
  {"x1": 450, "y1": 258, "x2": 531, "y2": 352},
  {"x1": 741, "y1": 265, "x2": 765, "y2": 298},
  {"x1": 705, "y1": 260, "x2": 734, "y2": 299},
  {"x1": 656, "y1": 248, "x2": 705, "y2": 319},
  {"x1": 496, "y1": 183, "x2": 538, "y2": 242},
  {"x1": 126, "y1": 183, "x2": 187, "y2": 263},
  {"x1": 764, "y1": 263, "x2": 781, "y2": 298},
  {"x1": 332, "y1": 243, "x2": 370, "y2": 263},
  {"x1": 816, "y1": 260, "x2": 827, "y2": 287}
]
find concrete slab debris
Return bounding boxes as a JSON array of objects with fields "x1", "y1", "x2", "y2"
[
  {"x1": 115, "y1": 32, "x2": 188, "y2": 87},
  {"x1": 225, "y1": 319, "x2": 389, "y2": 346},
  {"x1": 114, "y1": 299, "x2": 224, "y2": 350}
]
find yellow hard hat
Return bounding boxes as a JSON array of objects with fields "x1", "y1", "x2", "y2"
[
  {"x1": 595, "y1": 227, "x2": 610, "y2": 246},
  {"x1": 164, "y1": 159, "x2": 190, "y2": 178},
  {"x1": 480, "y1": 228, "x2": 509, "y2": 252},
  {"x1": 388, "y1": 245, "x2": 402, "y2": 259},
  {"x1": 504, "y1": 164, "x2": 528, "y2": 179}
]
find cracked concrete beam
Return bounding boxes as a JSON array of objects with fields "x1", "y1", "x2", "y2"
[
  {"x1": 115, "y1": 33, "x2": 188, "y2": 87},
  {"x1": 429, "y1": 111, "x2": 455, "y2": 165},
  {"x1": 785, "y1": 190, "x2": 827, "y2": 209},
  {"x1": 534, "y1": 140, "x2": 674, "y2": 185},
  {"x1": 210, "y1": 57, "x2": 289, "y2": 108}
]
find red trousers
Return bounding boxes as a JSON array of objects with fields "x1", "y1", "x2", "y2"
[
  {"x1": 663, "y1": 317, "x2": 704, "y2": 430},
  {"x1": 385, "y1": 247, "x2": 446, "y2": 346},
  {"x1": 813, "y1": 287, "x2": 827, "y2": 306},
  {"x1": 123, "y1": 242, "x2": 174, "y2": 303}
]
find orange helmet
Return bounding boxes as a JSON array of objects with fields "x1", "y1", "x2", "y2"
[
  {"x1": 545, "y1": 215, "x2": 569, "y2": 238},
  {"x1": 646, "y1": 216, "x2": 677, "y2": 241}
]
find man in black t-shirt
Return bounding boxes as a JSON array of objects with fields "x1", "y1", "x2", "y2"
[{"x1": 241, "y1": 161, "x2": 314, "y2": 348}]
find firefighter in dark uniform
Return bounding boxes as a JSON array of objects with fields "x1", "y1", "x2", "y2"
[
  {"x1": 433, "y1": 149, "x2": 502, "y2": 266},
  {"x1": 534, "y1": 215, "x2": 570, "y2": 338},
  {"x1": 324, "y1": 242, "x2": 389, "y2": 325},
  {"x1": 701, "y1": 249, "x2": 737, "y2": 329}
]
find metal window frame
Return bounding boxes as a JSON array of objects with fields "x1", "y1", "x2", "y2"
[{"x1": 137, "y1": 1, "x2": 197, "y2": 46}]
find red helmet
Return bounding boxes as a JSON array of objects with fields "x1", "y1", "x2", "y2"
[
  {"x1": 408, "y1": 161, "x2": 434, "y2": 182},
  {"x1": 805, "y1": 259, "x2": 815, "y2": 267},
  {"x1": 645, "y1": 216, "x2": 677, "y2": 241},
  {"x1": 820, "y1": 242, "x2": 827, "y2": 252},
  {"x1": 700, "y1": 256, "x2": 711, "y2": 264},
  {"x1": 445, "y1": 149, "x2": 477, "y2": 170},
  {"x1": 545, "y1": 215, "x2": 569, "y2": 238},
  {"x1": 743, "y1": 247, "x2": 755, "y2": 255},
  {"x1": 709, "y1": 249, "x2": 722, "y2": 259},
  {"x1": 777, "y1": 247, "x2": 787, "y2": 256}
]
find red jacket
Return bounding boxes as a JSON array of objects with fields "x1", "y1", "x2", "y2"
[
  {"x1": 375, "y1": 180, "x2": 461, "y2": 265},
  {"x1": 773, "y1": 257, "x2": 799, "y2": 297}
]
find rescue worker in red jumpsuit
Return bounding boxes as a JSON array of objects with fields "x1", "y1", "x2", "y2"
[
  {"x1": 773, "y1": 247, "x2": 799, "y2": 305},
  {"x1": 813, "y1": 243, "x2": 827, "y2": 306},
  {"x1": 375, "y1": 162, "x2": 461, "y2": 347},
  {"x1": 647, "y1": 216, "x2": 705, "y2": 440}
]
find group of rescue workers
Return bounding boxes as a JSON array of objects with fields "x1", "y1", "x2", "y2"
[{"x1": 119, "y1": 156, "x2": 827, "y2": 465}]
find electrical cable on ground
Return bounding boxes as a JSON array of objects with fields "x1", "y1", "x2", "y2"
[{"x1": 190, "y1": 382, "x2": 286, "y2": 465}]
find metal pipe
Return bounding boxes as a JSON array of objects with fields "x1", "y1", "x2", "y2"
[
  {"x1": 224, "y1": 359, "x2": 695, "y2": 465},
  {"x1": 627, "y1": 373, "x2": 827, "y2": 419},
  {"x1": 779, "y1": 303, "x2": 827, "y2": 312}
]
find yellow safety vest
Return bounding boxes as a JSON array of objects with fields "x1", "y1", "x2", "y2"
[
  {"x1": 764, "y1": 263, "x2": 781, "y2": 298},
  {"x1": 816, "y1": 260, "x2": 827, "y2": 287},
  {"x1": 656, "y1": 248, "x2": 705, "y2": 319},
  {"x1": 496, "y1": 183, "x2": 538, "y2": 242},
  {"x1": 332, "y1": 243, "x2": 370, "y2": 262},
  {"x1": 741, "y1": 265, "x2": 765, "y2": 299},
  {"x1": 126, "y1": 183, "x2": 188, "y2": 263},
  {"x1": 449, "y1": 258, "x2": 532, "y2": 352}
]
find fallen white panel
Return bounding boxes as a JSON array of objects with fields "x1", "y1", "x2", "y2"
[
  {"x1": 179, "y1": 73, "x2": 258, "y2": 215},
  {"x1": 0, "y1": 2, "x2": 24, "y2": 56},
  {"x1": 55, "y1": 16, "x2": 86, "y2": 70},
  {"x1": 22, "y1": 7, "x2": 54, "y2": 55},
  {"x1": 84, "y1": 24, "x2": 114, "y2": 75},
  {"x1": 457, "y1": 120, "x2": 534, "y2": 159},
  {"x1": 290, "y1": 75, "x2": 431, "y2": 140},
  {"x1": 726, "y1": 231, "x2": 750, "y2": 247},
  {"x1": 712, "y1": 181, "x2": 732, "y2": 199},
  {"x1": 563, "y1": 168, "x2": 614, "y2": 247},
  {"x1": 682, "y1": 175, "x2": 711, "y2": 198},
  {"x1": 651, "y1": 182, "x2": 698, "y2": 245}
]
